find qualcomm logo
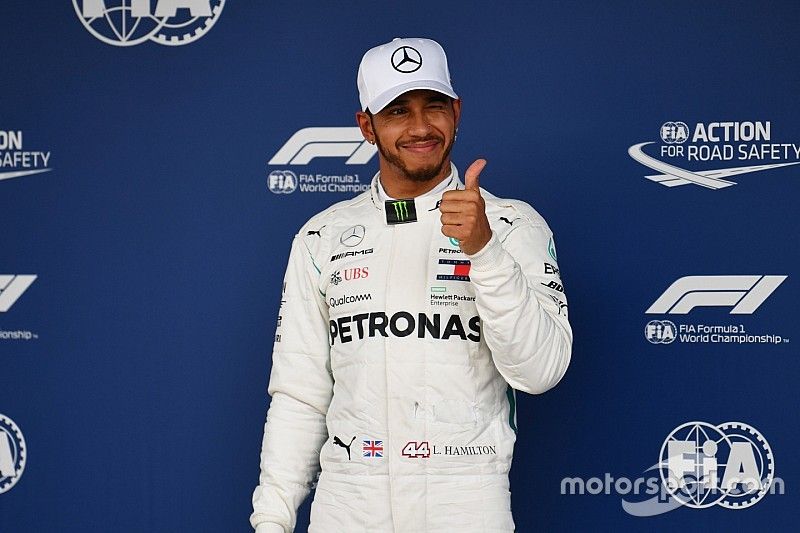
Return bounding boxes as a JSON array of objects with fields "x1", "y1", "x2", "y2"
[
  {"x1": 73, "y1": 0, "x2": 225, "y2": 47},
  {"x1": 0, "y1": 275, "x2": 37, "y2": 312},
  {"x1": 630, "y1": 121, "x2": 800, "y2": 189},
  {"x1": 267, "y1": 128, "x2": 376, "y2": 195},
  {"x1": 646, "y1": 275, "x2": 786, "y2": 315},
  {"x1": 0, "y1": 414, "x2": 26, "y2": 495},
  {"x1": 0, "y1": 131, "x2": 52, "y2": 183}
]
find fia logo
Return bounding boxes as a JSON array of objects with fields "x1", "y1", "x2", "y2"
[
  {"x1": 267, "y1": 170, "x2": 297, "y2": 194},
  {"x1": 660, "y1": 122, "x2": 689, "y2": 144},
  {"x1": 0, "y1": 414, "x2": 26, "y2": 494},
  {"x1": 645, "y1": 320, "x2": 676, "y2": 344},
  {"x1": 73, "y1": 0, "x2": 225, "y2": 47},
  {"x1": 630, "y1": 121, "x2": 800, "y2": 189},
  {"x1": 659, "y1": 421, "x2": 774, "y2": 509}
]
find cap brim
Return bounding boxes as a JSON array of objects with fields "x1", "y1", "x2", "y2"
[{"x1": 366, "y1": 80, "x2": 458, "y2": 113}]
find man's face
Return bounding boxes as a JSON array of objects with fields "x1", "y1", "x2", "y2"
[{"x1": 358, "y1": 89, "x2": 461, "y2": 183}]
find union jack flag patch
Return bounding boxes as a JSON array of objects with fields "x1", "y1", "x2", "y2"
[{"x1": 363, "y1": 440, "x2": 384, "y2": 458}]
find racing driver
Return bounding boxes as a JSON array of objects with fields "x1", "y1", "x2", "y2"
[{"x1": 251, "y1": 37, "x2": 572, "y2": 532}]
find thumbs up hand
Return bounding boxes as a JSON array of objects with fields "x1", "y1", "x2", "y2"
[{"x1": 439, "y1": 159, "x2": 492, "y2": 255}]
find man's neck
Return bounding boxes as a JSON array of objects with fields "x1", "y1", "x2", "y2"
[{"x1": 378, "y1": 160, "x2": 452, "y2": 199}]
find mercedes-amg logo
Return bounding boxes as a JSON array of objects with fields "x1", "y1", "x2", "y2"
[
  {"x1": 340, "y1": 225, "x2": 366, "y2": 247},
  {"x1": 391, "y1": 46, "x2": 422, "y2": 73}
]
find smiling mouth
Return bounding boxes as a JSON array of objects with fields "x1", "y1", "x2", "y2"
[{"x1": 400, "y1": 139, "x2": 441, "y2": 153}]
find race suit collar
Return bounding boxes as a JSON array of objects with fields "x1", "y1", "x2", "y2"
[{"x1": 369, "y1": 162, "x2": 462, "y2": 222}]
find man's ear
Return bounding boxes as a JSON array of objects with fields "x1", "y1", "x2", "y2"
[
  {"x1": 356, "y1": 111, "x2": 375, "y2": 144},
  {"x1": 452, "y1": 98, "x2": 462, "y2": 129}
]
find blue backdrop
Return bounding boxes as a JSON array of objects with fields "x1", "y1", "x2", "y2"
[{"x1": 1, "y1": 1, "x2": 798, "y2": 531}]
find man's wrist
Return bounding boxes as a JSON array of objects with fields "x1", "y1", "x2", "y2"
[
  {"x1": 255, "y1": 523, "x2": 287, "y2": 533},
  {"x1": 465, "y1": 232, "x2": 504, "y2": 271}
]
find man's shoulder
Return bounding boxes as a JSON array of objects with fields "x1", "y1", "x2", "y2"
[
  {"x1": 296, "y1": 189, "x2": 374, "y2": 235},
  {"x1": 481, "y1": 188, "x2": 551, "y2": 231},
  {"x1": 292, "y1": 190, "x2": 376, "y2": 262}
]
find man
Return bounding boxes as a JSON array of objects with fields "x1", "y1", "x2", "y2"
[{"x1": 251, "y1": 37, "x2": 572, "y2": 532}]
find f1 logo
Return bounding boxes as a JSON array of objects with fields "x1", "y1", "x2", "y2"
[
  {"x1": 646, "y1": 275, "x2": 786, "y2": 314},
  {"x1": 269, "y1": 128, "x2": 378, "y2": 165},
  {"x1": 0, "y1": 275, "x2": 37, "y2": 312}
]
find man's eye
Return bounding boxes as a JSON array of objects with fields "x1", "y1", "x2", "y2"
[{"x1": 388, "y1": 108, "x2": 406, "y2": 115}]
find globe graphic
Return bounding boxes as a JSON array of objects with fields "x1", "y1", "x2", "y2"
[
  {"x1": 660, "y1": 121, "x2": 689, "y2": 144},
  {"x1": 716, "y1": 422, "x2": 773, "y2": 509},
  {"x1": 659, "y1": 421, "x2": 732, "y2": 508},
  {"x1": 645, "y1": 320, "x2": 676, "y2": 344},
  {"x1": 72, "y1": 1, "x2": 168, "y2": 47}
]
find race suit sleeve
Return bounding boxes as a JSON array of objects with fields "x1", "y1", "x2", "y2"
[
  {"x1": 466, "y1": 218, "x2": 572, "y2": 394},
  {"x1": 251, "y1": 234, "x2": 332, "y2": 533}
]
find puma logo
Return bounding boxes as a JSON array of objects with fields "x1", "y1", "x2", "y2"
[
  {"x1": 307, "y1": 225, "x2": 325, "y2": 237},
  {"x1": 333, "y1": 435, "x2": 356, "y2": 460},
  {"x1": 500, "y1": 217, "x2": 516, "y2": 226}
]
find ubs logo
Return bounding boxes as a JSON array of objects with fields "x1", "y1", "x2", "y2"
[{"x1": 343, "y1": 267, "x2": 368, "y2": 281}]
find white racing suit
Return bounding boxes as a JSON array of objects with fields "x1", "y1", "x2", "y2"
[{"x1": 251, "y1": 164, "x2": 572, "y2": 532}]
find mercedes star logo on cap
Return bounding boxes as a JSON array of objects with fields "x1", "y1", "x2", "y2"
[{"x1": 391, "y1": 46, "x2": 422, "y2": 73}]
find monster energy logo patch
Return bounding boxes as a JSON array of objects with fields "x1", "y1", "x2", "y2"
[{"x1": 385, "y1": 199, "x2": 417, "y2": 224}]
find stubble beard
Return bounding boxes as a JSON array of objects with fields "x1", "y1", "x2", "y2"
[{"x1": 374, "y1": 132, "x2": 455, "y2": 183}]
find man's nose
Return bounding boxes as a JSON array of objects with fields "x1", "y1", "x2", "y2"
[{"x1": 407, "y1": 110, "x2": 432, "y2": 136}]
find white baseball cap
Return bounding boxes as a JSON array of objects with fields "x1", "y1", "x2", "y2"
[{"x1": 357, "y1": 37, "x2": 458, "y2": 113}]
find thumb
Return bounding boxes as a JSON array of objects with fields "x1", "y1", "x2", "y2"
[{"x1": 464, "y1": 159, "x2": 486, "y2": 191}]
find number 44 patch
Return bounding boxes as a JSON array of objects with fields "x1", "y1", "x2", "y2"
[{"x1": 402, "y1": 441, "x2": 430, "y2": 458}]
